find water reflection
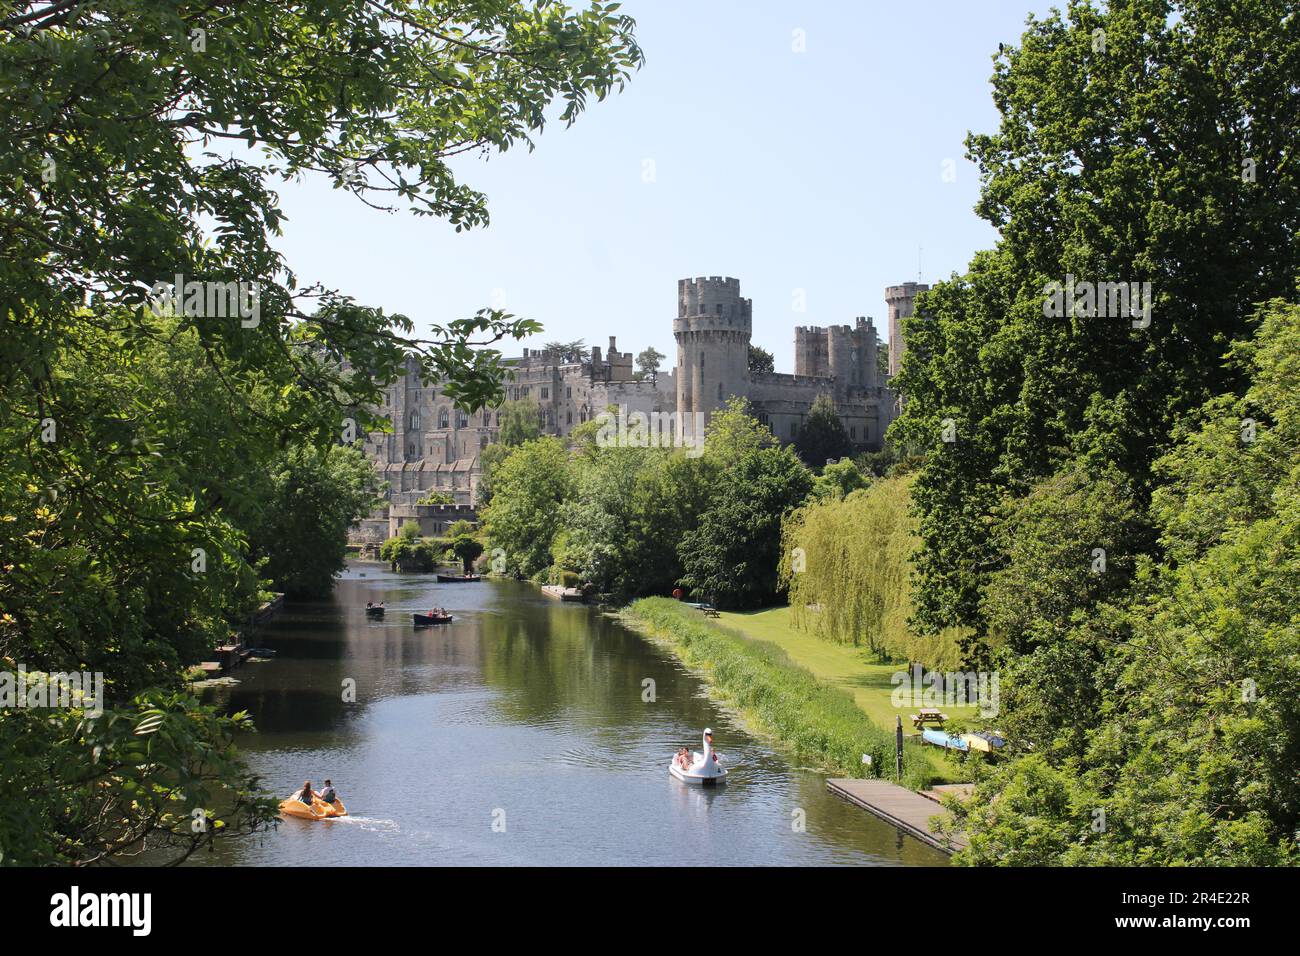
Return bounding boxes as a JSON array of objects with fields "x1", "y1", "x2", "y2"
[{"x1": 190, "y1": 564, "x2": 948, "y2": 867}]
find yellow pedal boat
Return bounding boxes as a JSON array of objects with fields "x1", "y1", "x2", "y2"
[{"x1": 279, "y1": 797, "x2": 347, "y2": 820}]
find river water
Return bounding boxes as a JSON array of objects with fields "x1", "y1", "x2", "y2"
[{"x1": 192, "y1": 563, "x2": 947, "y2": 866}]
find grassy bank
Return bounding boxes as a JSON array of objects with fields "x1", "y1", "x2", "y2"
[
  {"x1": 715, "y1": 608, "x2": 976, "y2": 781},
  {"x1": 624, "y1": 597, "x2": 943, "y2": 790}
]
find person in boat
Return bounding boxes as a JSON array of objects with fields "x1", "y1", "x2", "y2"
[
  {"x1": 294, "y1": 780, "x2": 316, "y2": 805},
  {"x1": 675, "y1": 747, "x2": 691, "y2": 769},
  {"x1": 318, "y1": 779, "x2": 338, "y2": 804}
]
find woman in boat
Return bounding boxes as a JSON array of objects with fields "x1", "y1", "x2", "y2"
[
  {"x1": 675, "y1": 747, "x2": 691, "y2": 769},
  {"x1": 294, "y1": 780, "x2": 316, "y2": 805}
]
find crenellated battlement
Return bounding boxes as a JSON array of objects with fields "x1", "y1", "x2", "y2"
[{"x1": 678, "y1": 275, "x2": 751, "y2": 323}]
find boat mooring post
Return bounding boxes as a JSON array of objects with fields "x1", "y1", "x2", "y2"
[{"x1": 895, "y1": 715, "x2": 903, "y2": 781}]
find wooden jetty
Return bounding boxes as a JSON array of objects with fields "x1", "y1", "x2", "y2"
[
  {"x1": 541, "y1": 584, "x2": 584, "y2": 602},
  {"x1": 827, "y1": 778, "x2": 968, "y2": 853}
]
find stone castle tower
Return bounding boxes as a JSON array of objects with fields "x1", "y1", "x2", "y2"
[
  {"x1": 793, "y1": 317, "x2": 881, "y2": 391},
  {"x1": 674, "y1": 276, "x2": 752, "y2": 418},
  {"x1": 885, "y1": 281, "x2": 929, "y2": 378}
]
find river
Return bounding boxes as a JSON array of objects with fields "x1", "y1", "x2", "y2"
[{"x1": 192, "y1": 563, "x2": 947, "y2": 866}]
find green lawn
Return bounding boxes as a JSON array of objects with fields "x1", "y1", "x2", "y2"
[{"x1": 717, "y1": 606, "x2": 978, "y2": 781}]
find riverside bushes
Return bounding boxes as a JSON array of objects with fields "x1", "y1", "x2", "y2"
[{"x1": 627, "y1": 597, "x2": 939, "y2": 789}]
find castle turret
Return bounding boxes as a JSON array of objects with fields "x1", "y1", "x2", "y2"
[
  {"x1": 885, "y1": 282, "x2": 929, "y2": 379},
  {"x1": 674, "y1": 276, "x2": 752, "y2": 419}
]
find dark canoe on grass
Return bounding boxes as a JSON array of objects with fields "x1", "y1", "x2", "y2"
[
  {"x1": 413, "y1": 613, "x2": 453, "y2": 626},
  {"x1": 365, "y1": 606, "x2": 385, "y2": 618},
  {"x1": 435, "y1": 574, "x2": 482, "y2": 583}
]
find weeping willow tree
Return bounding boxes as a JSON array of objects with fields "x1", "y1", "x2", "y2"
[{"x1": 781, "y1": 476, "x2": 967, "y2": 668}]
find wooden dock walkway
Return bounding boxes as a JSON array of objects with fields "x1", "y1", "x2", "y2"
[{"x1": 827, "y1": 779, "x2": 968, "y2": 854}]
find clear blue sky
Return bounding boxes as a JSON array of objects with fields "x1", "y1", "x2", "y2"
[{"x1": 270, "y1": 0, "x2": 1057, "y2": 372}]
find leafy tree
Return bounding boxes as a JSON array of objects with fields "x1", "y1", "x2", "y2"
[
  {"x1": 446, "y1": 519, "x2": 478, "y2": 539},
  {"x1": 636, "y1": 346, "x2": 665, "y2": 379},
  {"x1": 0, "y1": 0, "x2": 642, "y2": 863},
  {"x1": 748, "y1": 344, "x2": 775, "y2": 374},
  {"x1": 947, "y1": 298, "x2": 1300, "y2": 865},
  {"x1": 794, "y1": 394, "x2": 854, "y2": 468},
  {"x1": 380, "y1": 523, "x2": 438, "y2": 572},
  {"x1": 811, "y1": 457, "x2": 868, "y2": 500},
  {"x1": 475, "y1": 442, "x2": 514, "y2": 506},
  {"x1": 982, "y1": 462, "x2": 1144, "y2": 656},
  {"x1": 702, "y1": 397, "x2": 777, "y2": 465},
  {"x1": 678, "y1": 444, "x2": 812, "y2": 609},
  {"x1": 449, "y1": 535, "x2": 485, "y2": 575},
  {"x1": 892, "y1": 0, "x2": 1300, "y2": 640},
  {"x1": 497, "y1": 399, "x2": 544, "y2": 447},
  {"x1": 480, "y1": 438, "x2": 574, "y2": 577},
  {"x1": 782, "y1": 476, "x2": 968, "y2": 667},
  {"x1": 557, "y1": 445, "x2": 656, "y2": 595},
  {"x1": 416, "y1": 491, "x2": 455, "y2": 505},
  {"x1": 542, "y1": 340, "x2": 587, "y2": 363},
  {"x1": 247, "y1": 445, "x2": 381, "y2": 598}
]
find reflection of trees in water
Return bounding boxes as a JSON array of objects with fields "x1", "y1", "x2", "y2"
[{"x1": 475, "y1": 603, "x2": 716, "y2": 733}]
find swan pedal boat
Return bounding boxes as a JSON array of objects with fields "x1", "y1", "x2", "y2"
[
  {"x1": 279, "y1": 797, "x2": 347, "y2": 820},
  {"x1": 669, "y1": 730, "x2": 728, "y2": 786}
]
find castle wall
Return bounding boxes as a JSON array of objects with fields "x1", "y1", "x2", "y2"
[{"x1": 358, "y1": 278, "x2": 906, "y2": 540}]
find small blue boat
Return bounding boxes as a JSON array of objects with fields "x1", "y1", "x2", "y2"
[{"x1": 922, "y1": 728, "x2": 970, "y2": 751}]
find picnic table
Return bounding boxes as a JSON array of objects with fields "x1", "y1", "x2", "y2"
[
  {"x1": 910, "y1": 708, "x2": 949, "y2": 729},
  {"x1": 699, "y1": 605, "x2": 720, "y2": 618}
]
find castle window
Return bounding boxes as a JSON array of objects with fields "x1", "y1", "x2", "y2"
[
  {"x1": 567, "y1": 409, "x2": 573, "y2": 424},
  {"x1": 409, "y1": 410, "x2": 419, "y2": 430},
  {"x1": 484, "y1": 410, "x2": 492, "y2": 426},
  {"x1": 715, "y1": 304, "x2": 722, "y2": 315},
  {"x1": 699, "y1": 353, "x2": 705, "y2": 368},
  {"x1": 541, "y1": 387, "x2": 549, "y2": 400},
  {"x1": 758, "y1": 412, "x2": 770, "y2": 428},
  {"x1": 850, "y1": 426, "x2": 857, "y2": 439},
  {"x1": 457, "y1": 410, "x2": 468, "y2": 428},
  {"x1": 790, "y1": 422, "x2": 798, "y2": 437},
  {"x1": 566, "y1": 386, "x2": 572, "y2": 399},
  {"x1": 438, "y1": 407, "x2": 449, "y2": 429},
  {"x1": 407, "y1": 443, "x2": 415, "y2": 459},
  {"x1": 717, "y1": 382, "x2": 724, "y2": 400}
]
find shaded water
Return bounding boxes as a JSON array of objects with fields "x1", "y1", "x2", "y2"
[{"x1": 192, "y1": 564, "x2": 947, "y2": 866}]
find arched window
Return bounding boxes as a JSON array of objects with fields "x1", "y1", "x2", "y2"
[
  {"x1": 438, "y1": 407, "x2": 449, "y2": 429},
  {"x1": 409, "y1": 409, "x2": 419, "y2": 430}
]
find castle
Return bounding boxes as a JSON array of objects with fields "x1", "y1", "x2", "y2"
[{"x1": 355, "y1": 277, "x2": 925, "y2": 541}]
